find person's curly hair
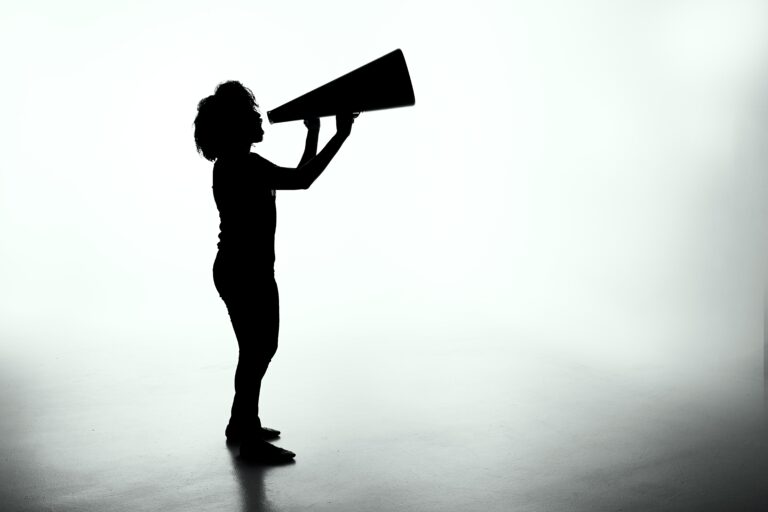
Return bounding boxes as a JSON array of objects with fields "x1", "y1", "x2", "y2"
[{"x1": 194, "y1": 81, "x2": 262, "y2": 161}]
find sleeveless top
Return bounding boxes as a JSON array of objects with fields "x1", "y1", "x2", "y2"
[{"x1": 212, "y1": 153, "x2": 277, "y2": 269}]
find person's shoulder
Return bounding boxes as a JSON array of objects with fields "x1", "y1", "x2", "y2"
[
  {"x1": 214, "y1": 153, "x2": 253, "y2": 176},
  {"x1": 213, "y1": 155, "x2": 244, "y2": 188},
  {"x1": 213, "y1": 156, "x2": 233, "y2": 175}
]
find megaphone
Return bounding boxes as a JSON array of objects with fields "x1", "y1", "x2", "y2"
[{"x1": 267, "y1": 49, "x2": 415, "y2": 124}]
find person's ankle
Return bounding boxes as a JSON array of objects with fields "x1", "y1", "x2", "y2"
[{"x1": 226, "y1": 425, "x2": 281, "y2": 442}]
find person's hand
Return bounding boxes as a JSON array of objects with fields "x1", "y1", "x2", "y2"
[
  {"x1": 335, "y1": 113, "x2": 357, "y2": 137},
  {"x1": 304, "y1": 117, "x2": 320, "y2": 131}
]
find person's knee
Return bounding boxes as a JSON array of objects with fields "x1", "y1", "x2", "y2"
[{"x1": 240, "y1": 349, "x2": 275, "y2": 369}]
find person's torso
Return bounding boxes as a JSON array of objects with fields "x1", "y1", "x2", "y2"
[{"x1": 212, "y1": 153, "x2": 276, "y2": 268}]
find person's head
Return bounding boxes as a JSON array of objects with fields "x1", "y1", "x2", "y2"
[{"x1": 194, "y1": 81, "x2": 264, "y2": 161}]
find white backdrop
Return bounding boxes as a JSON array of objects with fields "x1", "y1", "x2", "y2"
[{"x1": 2, "y1": 0, "x2": 767, "y2": 389}]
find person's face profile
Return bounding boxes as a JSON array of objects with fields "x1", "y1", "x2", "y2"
[{"x1": 251, "y1": 109, "x2": 264, "y2": 143}]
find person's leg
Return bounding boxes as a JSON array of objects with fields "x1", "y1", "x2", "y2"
[
  {"x1": 226, "y1": 277, "x2": 293, "y2": 463},
  {"x1": 224, "y1": 276, "x2": 280, "y2": 440}
]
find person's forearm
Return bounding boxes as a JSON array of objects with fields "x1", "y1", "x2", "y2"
[
  {"x1": 298, "y1": 129, "x2": 319, "y2": 167},
  {"x1": 298, "y1": 132, "x2": 349, "y2": 188}
]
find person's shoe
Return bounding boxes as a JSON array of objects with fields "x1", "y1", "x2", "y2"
[
  {"x1": 239, "y1": 440, "x2": 296, "y2": 464},
  {"x1": 226, "y1": 425, "x2": 281, "y2": 443}
]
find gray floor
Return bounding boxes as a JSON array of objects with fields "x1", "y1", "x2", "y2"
[{"x1": 2, "y1": 330, "x2": 767, "y2": 512}]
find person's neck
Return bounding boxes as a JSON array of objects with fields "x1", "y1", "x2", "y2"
[{"x1": 221, "y1": 144, "x2": 252, "y2": 159}]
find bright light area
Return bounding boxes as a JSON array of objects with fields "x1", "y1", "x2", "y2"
[{"x1": 2, "y1": 0, "x2": 768, "y2": 390}]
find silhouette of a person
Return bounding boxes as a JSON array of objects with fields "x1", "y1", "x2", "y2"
[{"x1": 194, "y1": 81, "x2": 354, "y2": 463}]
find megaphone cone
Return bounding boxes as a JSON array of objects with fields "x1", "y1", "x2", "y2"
[{"x1": 267, "y1": 49, "x2": 415, "y2": 124}]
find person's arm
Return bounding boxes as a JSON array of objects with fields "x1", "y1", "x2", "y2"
[
  {"x1": 297, "y1": 118, "x2": 320, "y2": 168},
  {"x1": 258, "y1": 113, "x2": 355, "y2": 190}
]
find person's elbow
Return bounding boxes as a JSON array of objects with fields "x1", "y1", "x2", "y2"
[{"x1": 296, "y1": 168, "x2": 316, "y2": 190}]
